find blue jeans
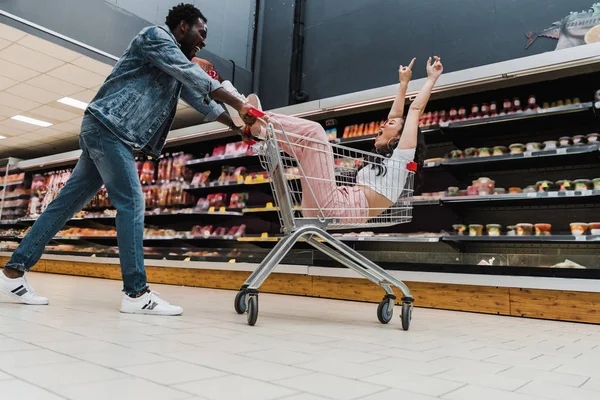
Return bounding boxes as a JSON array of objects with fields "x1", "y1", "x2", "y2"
[{"x1": 5, "y1": 113, "x2": 148, "y2": 295}]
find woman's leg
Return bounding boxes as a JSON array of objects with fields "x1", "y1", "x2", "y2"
[{"x1": 255, "y1": 114, "x2": 367, "y2": 222}]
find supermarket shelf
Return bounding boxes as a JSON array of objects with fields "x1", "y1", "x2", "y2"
[
  {"x1": 186, "y1": 153, "x2": 257, "y2": 168},
  {"x1": 0, "y1": 181, "x2": 25, "y2": 188},
  {"x1": 442, "y1": 144, "x2": 600, "y2": 168},
  {"x1": 442, "y1": 235, "x2": 600, "y2": 244},
  {"x1": 441, "y1": 190, "x2": 600, "y2": 206},
  {"x1": 413, "y1": 199, "x2": 441, "y2": 206},
  {"x1": 439, "y1": 102, "x2": 594, "y2": 129},
  {"x1": 334, "y1": 235, "x2": 441, "y2": 243},
  {"x1": 1, "y1": 194, "x2": 30, "y2": 200}
]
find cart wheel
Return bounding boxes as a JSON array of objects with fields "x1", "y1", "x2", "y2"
[
  {"x1": 377, "y1": 298, "x2": 394, "y2": 324},
  {"x1": 247, "y1": 295, "x2": 259, "y2": 326},
  {"x1": 234, "y1": 290, "x2": 247, "y2": 314},
  {"x1": 401, "y1": 302, "x2": 412, "y2": 331}
]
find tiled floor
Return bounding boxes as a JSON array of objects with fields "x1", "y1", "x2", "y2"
[{"x1": 1, "y1": 273, "x2": 600, "y2": 400}]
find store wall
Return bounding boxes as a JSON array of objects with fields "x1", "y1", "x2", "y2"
[
  {"x1": 0, "y1": 0, "x2": 255, "y2": 92},
  {"x1": 258, "y1": 0, "x2": 597, "y2": 108}
]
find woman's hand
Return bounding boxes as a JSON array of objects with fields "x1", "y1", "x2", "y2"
[
  {"x1": 426, "y1": 56, "x2": 443, "y2": 80},
  {"x1": 399, "y1": 58, "x2": 415, "y2": 84}
]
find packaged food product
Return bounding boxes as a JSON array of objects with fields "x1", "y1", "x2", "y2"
[
  {"x1": 534, "y1": 223, "x2": 552, "y2": 236},
  {"x1": 469, "y1": 224, "x2": 483, "y2": 237},
  {"x1": 492, "y1": 146, "x2": 508, "y2": 156},
  {"x1": 587, "y1": 133, "x2": 599, "y2": 143},
  {"x1": 450, "y1": 150, "x2": 464, "y2": 159},
  {"x1": 478, "y1": 147, "x2": 491, "y2": 157},
  {"x1": 464, "y1": 148, "x2": 478, "y2": 157},
  {"x1": 572, "y1": 135, "x2": 586, "y2": 145},
  {"x1": 447, "y1": 187, "x2": 459, "y2": 196},
  {"x1": 573, "y1": 179, "x2": 590, "y2": 191},
  {"x1": 559, "y1": 137, "x2": 572, "y2": 147},
  {"x1": 523, "y1": 186, "x2": 537, "y2": 193},
  {"x1": 593, "y1": 178, "x2": 600, "y2": 190},
  {"x1": 473, "y1": 177, "x2": 495, "y2": 195},
  {"x1": 453, "y1": 224, "x2": 467, "y2": 235},
  {"x1": 556, "y1": 180, "x2": 572, "y2": 191},
  {"x1": 570, "y1": 222, "x2": 588, "y2": 236},
  {"x1": 526, "y1": 142, "x2": 542, "y2": 152},
  {"x1": 507, "y1": 225, "x2": 516, "y2": 236},
  {"x1": 509, "y1": 143, "x2": 525, "y2": 154},
  {"x1": 509, "y1": 187, "x2": 522, "y2": 194},
  {"x1": 486, "y1": 224, "x2": 502, "y2": 236},
  {"x1": 527, "y1": 95, "x2": 538, "y2": 110},
  {"x1": 494, "y1": 188, "x2": 506, "y2": 195},
  {"x1": 589, "y1": 222, "x2": 600, "y2": 235},
  {"x1": 536, "y1": 180, "x2": 553, "y2": 192},
  {"x1": 516, "y1": 223, "x2": 533, "y2": 236}
]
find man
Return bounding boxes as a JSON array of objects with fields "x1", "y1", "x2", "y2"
[{"x1": 0, "y1": 3, "x2": 254, "y2": 315}]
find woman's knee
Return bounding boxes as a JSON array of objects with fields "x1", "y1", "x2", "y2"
[{"x1": 304, "y1": 120, "x2": 328, "y2": 142}]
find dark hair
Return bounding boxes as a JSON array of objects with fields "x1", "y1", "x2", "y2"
[
  {"x1": 165, "y1": 3, "x2": 207, "y2": 31},
  {"x1": 363, "y1": 127, "x2": 427, "y2": 189}
]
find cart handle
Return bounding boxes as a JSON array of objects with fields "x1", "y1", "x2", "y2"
[
  {"x1": 407, "y1": 161, "x2": 418, "y2": 172},
  {"x1": 247, "y1": 106, "x2": 266, "y2": 118},
  {"x1": 240, "y1": 106, "x2": 267, "y2": 144}
]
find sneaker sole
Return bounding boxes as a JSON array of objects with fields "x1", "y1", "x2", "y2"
[
  {"x1": 0, "y1": 290, "x2": 49, "y2": 305},
  {"x1": 247, "y1": 93, "x2": 262, "y2": 111},
  {"x1": 120, "y1": 308, "x2": 183, "y2": 316}
]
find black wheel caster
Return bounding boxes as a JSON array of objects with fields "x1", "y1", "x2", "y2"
[
  {"x1": 401, "y1": 302, "x2": 412, "y2": 331},
  {"x1": 247, "y1": 294, "x2": 259, "y2": 326},
  {"x1": 234, "y1": 289, "x2": 247, "y2": 314},
  {"x1": 377, "y1": 298, "x2": 394, "y2": 324}
]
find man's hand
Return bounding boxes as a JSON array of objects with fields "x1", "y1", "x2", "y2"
[{"x1": 239, "y1": 103, "x2": 257, "y2": 126}]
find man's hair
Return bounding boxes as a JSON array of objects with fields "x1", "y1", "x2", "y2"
[{"x1": 165, "y1": 3, "x2": 207, "y2": 30}]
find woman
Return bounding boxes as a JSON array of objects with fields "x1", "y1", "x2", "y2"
[{"x1": 239, "y1": 57, "x2": 443, "y2": 224}]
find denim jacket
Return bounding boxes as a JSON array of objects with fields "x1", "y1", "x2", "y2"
[{"x1": 86, "y1": 25, "x2": 224, "y2": 158}]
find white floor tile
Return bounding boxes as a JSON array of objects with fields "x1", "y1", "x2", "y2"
[
  {"x1": 295, "y1": 357, "x2": 387, "y2": 379},
  {"x1": 276, "y1": 373, "x2": 386, "y2": 400},
  {"x1": 242, "y1": 348, "x2": 317, "y2": 365},
  {"x1": 75, "y1": 348, "x2": 170, "y2": 368},
  {"x1": 0, "y1": 337, "x2": 37, "y2": 352},
  {"x1": 435, "y1": 368, "x2": 530, "y2": 391},
  {"x1": 174, "y1": 374, "x2": 297, "y2": 400},
  {"x1": 118, "y1": 361, "x2": 226, "y2": 385},
  {"x1": 0, "y1": 379, "x2": 64, "y2": 400},
  {"x1": 56, "y1": 377, "x2": 191, "y2": 400},
  {"x1": 280, "y1": 394, "x2": 332, "y2": 400},
  {"x1": 359, "y1": 388, "x2": 439, "y2": 400},
  {"x1": 8, "y1": 361, "x2": 127, "y2": 390},
  {"x1": 225, "y1": 359, "x2": 312, "y2": 381},
  {"x1": 169, "y1": 349, "x2": 254, "y2": 370},
  {"x1": 499, "y1": 366, "x2": 588, "y2": 387},
  {"x1": 442, "y1": 384, "x2": 545, "y2": 400},
  {"x1": 426, "y1": 356, "x2": 511, "y2": 375},
  {"x1": 37, "y1": 338, "x2": 127, "y2": 355},
  {"x1": 0, "y1": 371, "x2": 11, "y2": 380},
  {"x1": 517, "y1": 380, "x2": 600, "y2": 400},
  {"x1": 580, "y1": 377, "x2": 600, "y2": 392},
  {"x1": 363, "y1": 371, "x2": 466, "y2": 397},
  {"x1": 0, "y1": 349, "x2": 77, "y2": 370}
]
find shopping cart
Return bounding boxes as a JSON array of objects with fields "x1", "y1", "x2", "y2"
[{"x1": 234, "y1": 108, "x2": 417, "y2": 330}]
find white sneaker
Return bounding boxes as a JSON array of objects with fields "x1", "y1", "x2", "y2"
[
  {"x1": 221, "y1": 80, "x2": 248, "y2": 128},
  {"x1": 120, "y1": 290, "x2": 183, "y2": 316},
  {"x1": 0, "y1": 270, "x2": 49, "y2": 305}
]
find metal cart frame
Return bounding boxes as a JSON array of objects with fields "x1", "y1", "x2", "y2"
[{"x1": 234, "y1": 112, "x2": 417, "y2": 330}]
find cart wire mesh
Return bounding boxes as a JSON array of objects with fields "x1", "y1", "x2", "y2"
[{"x1": 255, "y1": 118, "x2": 416, "y2": 233}]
